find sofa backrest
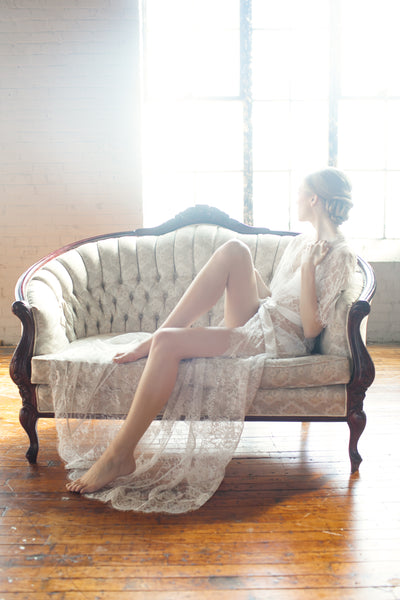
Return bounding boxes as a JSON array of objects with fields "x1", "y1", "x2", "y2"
[{"x1": 25, "y1": 223, "x2": 361, "y2": 358}]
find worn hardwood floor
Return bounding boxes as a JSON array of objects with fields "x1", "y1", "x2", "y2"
[{"x1": 0, "y1": 344, "x2": 399, "y2": 599}]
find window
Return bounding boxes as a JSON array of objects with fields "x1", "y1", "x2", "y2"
[{"x1": 141, "y1": 0, "x2": 400, "y2": 241}]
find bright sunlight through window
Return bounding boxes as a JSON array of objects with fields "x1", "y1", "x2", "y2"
[{"x1": 141, "y1": 0, "x2": 400, "y2": 240}]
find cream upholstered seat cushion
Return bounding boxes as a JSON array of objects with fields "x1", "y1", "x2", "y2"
[{"x1": 31, "y1": 332, "x2": 350, "y2": 418}]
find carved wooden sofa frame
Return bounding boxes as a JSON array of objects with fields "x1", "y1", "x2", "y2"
[{"x1": 10, "y1": 205, "x2": 376, "y2": 472}]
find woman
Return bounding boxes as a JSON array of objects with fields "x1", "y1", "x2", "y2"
[{"x1": 63, "y1": 167, "x2": 355, "y2": 512}]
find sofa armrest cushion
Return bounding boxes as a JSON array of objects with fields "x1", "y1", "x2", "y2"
[{"x1": 26, "y1": 272, "x2": 70, "y2": 356}]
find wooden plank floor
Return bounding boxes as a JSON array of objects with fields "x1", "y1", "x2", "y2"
[{"x1": 0, "y1": 344, "x2": 399, "y2": 599}]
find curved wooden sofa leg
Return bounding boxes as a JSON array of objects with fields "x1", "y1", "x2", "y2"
[
  {"x1": 348, "y1": 408, "x2": 366, "y2": 473},
  {"x1": 9, "y1": 300, "x2": 40, "y2": 464},
  {"x1": 19, "y1": 403, "x2": 39, "y2": 464}
]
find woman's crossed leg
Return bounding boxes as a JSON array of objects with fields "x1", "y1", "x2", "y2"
[
  {"x1": 114, "y1": 239, "x2": 260, "y2": 363},
  {"x1": 66, "y1": 240, "x2": 260, "y2": 494}
]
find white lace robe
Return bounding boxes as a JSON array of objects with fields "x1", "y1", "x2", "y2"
[{"x1": 52, "y1": 232, "x2": 355, "y2": 513}]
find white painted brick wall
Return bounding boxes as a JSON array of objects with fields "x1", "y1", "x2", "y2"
[
  {"x1": 0, "y1": 0, "x2": 142, "y2": 344},
  {"x1": 367, "y1": 263, "x2": 400, "y2": 343}
]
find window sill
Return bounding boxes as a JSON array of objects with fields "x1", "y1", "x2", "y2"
[{"x1": 350, "y1": 239, "x2": 400, "y2": 262}]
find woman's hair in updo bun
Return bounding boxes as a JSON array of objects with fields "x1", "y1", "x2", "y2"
[{"x1": 305, "y1": 168, "x2": 353, "y2": 226}]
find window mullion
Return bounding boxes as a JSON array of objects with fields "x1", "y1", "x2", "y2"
[
  {"x1": 329, "y1": 0, "x2": 341, "y2": 166},
  {"x1": 241, "y1": 0, "x2": 253, "y2": 225}
]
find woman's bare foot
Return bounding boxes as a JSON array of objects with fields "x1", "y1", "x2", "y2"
[
  {"x1": 66, "y1": 449, "x2": 136, "y2": 494},
  {"x1": 113, "y1": 336, "x2": 153, "y2": 364}
]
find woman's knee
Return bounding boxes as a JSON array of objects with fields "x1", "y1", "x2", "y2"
[
  {"x1": 218, "y1": 239, "x2": 253, "y2": 267},
  {"x1": 150, "y1": 328, "x2": 178, "y2": 357}
]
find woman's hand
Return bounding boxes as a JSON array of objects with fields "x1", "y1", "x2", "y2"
[
  {"x1": 302, "y1": 240, "x2": 331, "y2": 268},
  {"x1": 113, "y1": 336, "x2": 152, "y2": 363}
]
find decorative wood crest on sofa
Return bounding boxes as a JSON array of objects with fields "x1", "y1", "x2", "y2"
[{"x1": 10, "y1": 205, "x2": 376, "y2": 472}]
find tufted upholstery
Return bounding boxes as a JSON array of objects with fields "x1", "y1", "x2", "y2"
[
  {"x1": 27, "y1": 226, "x2": 290, "y2": 355},
  {"x1": 23, "y1": 222, "x2": 365, "y2": 419}
]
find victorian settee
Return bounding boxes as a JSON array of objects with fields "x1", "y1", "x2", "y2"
[{"x1": 10, "y1": 205, "x2": 376, "y2": 472}]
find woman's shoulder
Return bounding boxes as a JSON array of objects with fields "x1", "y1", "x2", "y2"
[
  {"x1": 330, "y1": 233, "x2": 356, "y2": 262},
  {"x1": 323, "y1": 234, "x2": 357, "y2": 279}
]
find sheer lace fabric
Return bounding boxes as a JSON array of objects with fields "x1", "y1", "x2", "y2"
[
  {"x1": 52, "y1": 232, "x2": 355, "y2": 513},
  {"x1": 52, "y1": 347, "x2": 265, "y2": 513}
]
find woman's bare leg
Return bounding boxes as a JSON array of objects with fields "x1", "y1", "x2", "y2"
[
  {"x1": 67, "y1": 241, "x2": 261, "y2": 494},
  {"x1": 114, "y1": 240, "x2": 260, "y2": 364},
  {"x1": 66, "y1": 327, "x2": 232, "y2": 494}
]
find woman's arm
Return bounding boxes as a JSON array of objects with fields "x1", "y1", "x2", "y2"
[
  {"x1": 300, "y1": 241, "x2": 330, "y2": 339},
  {"x1": 255, "y1": 269, "x2": 271, "y2": 299}
]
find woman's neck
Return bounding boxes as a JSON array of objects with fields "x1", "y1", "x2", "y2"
[{"x1": 313, "y1": 215, "x2": 339, "y2": 242}]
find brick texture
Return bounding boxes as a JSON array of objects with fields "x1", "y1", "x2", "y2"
[
  {"x1": 367, "y1": 262, "x2": 400, "y2": 343},
  {"x1": 0, "y1": 0, "x2": 142, "y2": 344}
]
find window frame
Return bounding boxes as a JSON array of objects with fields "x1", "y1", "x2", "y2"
[{"x1": 141, "y1": 0, "x2": 399, "y2": 254}]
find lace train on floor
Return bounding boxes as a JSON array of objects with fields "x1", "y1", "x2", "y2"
[{"x1": 51, "y1": 337, "x2": 265, "y2": 513}]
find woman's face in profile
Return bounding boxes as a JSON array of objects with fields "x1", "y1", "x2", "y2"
[{"x1": 297, "y1": 183, "x2": 314, "y2": 222}]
